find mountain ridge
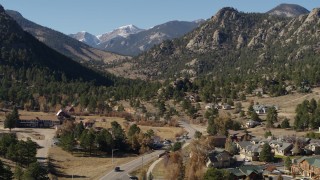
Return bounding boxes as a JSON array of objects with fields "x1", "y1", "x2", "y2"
[
  {"x1": 71, "y1": 20, "x2": 204, "y2": 56},
  {"x1": 6, "y1": 9, "x2": 127, "y2": 71},
  {"x1": 111, "y1": 6, "x2": 320, "y2": 85},
  {"x1": 267, "y1": 3, "x2": 310, "y2": 17},
  {"x1": 0, "y1": 5, "x2": 114, "y2": 86}
]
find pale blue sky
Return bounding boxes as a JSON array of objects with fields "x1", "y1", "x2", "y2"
[{"x1": 0, "y1": 0, "x2": 319, "y2": 35}]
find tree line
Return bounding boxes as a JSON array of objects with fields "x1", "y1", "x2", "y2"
[
  {"x1": 58, "y1": 120, "x2": 156, "y2": 155},
  {"x1": 0, "y1": 133, "x2": 48, "y2": 179}
]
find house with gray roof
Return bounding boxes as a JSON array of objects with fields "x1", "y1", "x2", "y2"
[
  {"x1": 239, "y1": 144, "x2": 262, "y2": 161},
  {"x1": 228, "y1": 165, "x2": 263, "y2": 180},
  {"x1": 206, "y1": 149, "x2": 234, "y2": 168},
  {"x1": 274, "y1": 142, "x2": 293, "y2": 156}
]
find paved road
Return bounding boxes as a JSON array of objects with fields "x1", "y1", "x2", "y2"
[
  {"x1": 18, "y1": 128, "x2": 56, "y2": 164},
  {"x1": 146, "y1": 120, "x2": 201, "y2": 178},
  {"x1": 101, "y1": 120, "x2": 200, "y2": 180},
  {"x1": 100, "y1": 150, "x2": 164, "y2": 180},
  {"x1": 178, "y1": 120, "x2": 197, "y2": 139}
]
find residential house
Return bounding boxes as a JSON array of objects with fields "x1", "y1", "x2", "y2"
[
  {"x1": 245, "y1": 120, "x2": 260, "y2": 128},
  {"x1": 253, "y1": 88, "x2": 264, "y2": 95},
  {"x1": 250, "y1": 138, "x2": 261, "y2": 145},
  {"x1": 239, "y1": 144, "x2": 262, "y2": 161},
  {"x1": 222, "y1": 104, "x2": 232, "y2": 110},
  {"x1": 228, "y1": 165, "x2": 263, "y2": 180},
  {"x1": 81, "y1": 119, "x2": 95, "y2": 128},
  {"x1": 253, "y1": 104, "x2": 279, "y2": 115},
  {"x1": 305, "y1": 142, "x2": 320, "y2": 155},
  {"x1": 253, "y1": 105, "x2": 268, "y2": 114},
  {"x1": 274, "y1": 142, "x2": 293, "y2": 156},
  {"x1": 229, "y1": 130, "x2": 253, "y2": 142},
  {"x1": 263, "y1": 165, "x2": 281, "y2": 178},
  {"x1": 291, "y1": 156, "x2": 320, "y2": 179},
  {"x1": 56, "y1": 109, "x2": 71, "y2": 119},
  {"x1": 64, "y1": 106, "x2": 75, "y2": 114},
  {"x1": 205, "y1": 103, "x2": 214, "y2": 110},
  {"x1": 212, "y1": 135, "x2": 227, "y2": 148},
  {"x1": 258, "y1": 139, "x2": 270, "y2": 146},
  {"x1": 236, "y1": 141, "x2": 252, "y2": 152},
  {"x1": 206, "y1": 149, "x2": 234, "y2": 168},
  {"x1": 205, "y1": 103, "x2": 221, "y2": 110}
]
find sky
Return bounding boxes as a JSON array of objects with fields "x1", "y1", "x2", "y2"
[{"x1": 0, "y1": 0, "x2": 319, "y2": 35}]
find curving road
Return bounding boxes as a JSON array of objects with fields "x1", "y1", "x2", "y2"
[
  {"x1": 100, "y1": 150, "x2": 164, "y2": 180},
  {"x1": 100, "y1": 120, "x2": 200, "y2": 180}
]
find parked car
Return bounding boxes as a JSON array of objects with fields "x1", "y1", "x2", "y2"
[
  {"x1": 129, "y1": 176, "x2": 138, "y2": 180},
  {"x1": 114, "y1": 166, "x2": 121, "y2": 172}
]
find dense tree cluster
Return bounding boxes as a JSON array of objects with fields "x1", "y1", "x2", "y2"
[
  {"x1": 0, "y1": 133, "x2": 37, "y2": 166},
  {"x1": 203, "y1": 168, "x2": 233, "y2": 180},
  {"x1": 294, "y1": 98, "x2": 320, "y2": 130},
  {"x1": 0, "y1": 133, "x2": 47, "y2": 180},
  {"x1": 58, "y1": 121, "x2": 156, "y2": 155}
]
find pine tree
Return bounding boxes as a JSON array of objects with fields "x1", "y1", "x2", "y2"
[
  {"x1": 284, "y1": 156, "x2": 292, "y2": 170},
  {"x1": 259, "y1": 143, "x2": 274, "y2": 162},
  {"x1": 14, "y1": 166, "x2": 24, "y2": 180},
  {"x1": 0, "y1": 160, "x2": 13, "y2": 180},
  {"x1": 4, "y1": 107, "x2": 19, "y2": 131},
  {"x1": 266, "y1": 107, "x2": 277, "y2": 128},
  {"x1": 292, "y1": 142, "x2": 301, "y2": 155},
  {"x1": 225, "y1": 137, "x2": 237, "y2": 155}
]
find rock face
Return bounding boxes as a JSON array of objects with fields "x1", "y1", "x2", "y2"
[
  {"x1": 119, "y1": 5, "x2": 320, "y2": 80},
  {"x1": 305, "y1": 8, "x2": 320, "y2": 23}
]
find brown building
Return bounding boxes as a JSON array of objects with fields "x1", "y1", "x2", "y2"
[
  {"x1": 292, "y1": 156, "x2": 320, "y2": 179},
  {"x1": 18, "y1": 116, "x2": 61, "y2": 128}
]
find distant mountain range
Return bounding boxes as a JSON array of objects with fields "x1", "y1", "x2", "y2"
[
  {"x1": 70, "y1": 20, "x2": 204, "y2": 56},
  {"x1": 6, "y1": 10, "x2": 127, "y2": 70},
  {"x1": 110, "y1": 5, "x2": 320, "y2": 83},
  {"x1": 267, "y1": 3, "x2": 310, "y2": 17}
]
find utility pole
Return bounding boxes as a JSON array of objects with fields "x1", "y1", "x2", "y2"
[
  {"x1": 142, "y1": 155, "x2": 144, "y2": 169},
  {"x1": 112, "y1": 149, "x2": 118, "y2": 164}
]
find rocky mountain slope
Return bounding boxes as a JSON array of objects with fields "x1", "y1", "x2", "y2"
[
  {"x1": 117, "y1": 6, "x2": 320, "y2": 84},
  {"x1": 6, "y1": 10, "x2": 127, "y2": 70},
  {"x1": 267, "y1": 3, "x2": 310, "y2": 17}
]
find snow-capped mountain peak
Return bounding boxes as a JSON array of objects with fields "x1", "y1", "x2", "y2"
[
  {"x1": 97, "y1": 24, "x2": 145, "y2": 43},
  {"x1": 69, "y1": 31, "x2": 100, "y2": 47}
]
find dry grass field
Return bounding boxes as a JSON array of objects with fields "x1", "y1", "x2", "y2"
[
  {"x1": 139, "y1": 125, "x2": 184, "y2": 140},
  {"x1": 243, "y1": 88, "x2": 320, "y2": 121},
  {"x1": 94, "y1": 117, "x2": 184, "y2": 140},
  {"x1": 93, "y1": 117, "x2": 128, "y2": 129},
  {"x1": 49, "y1": 147, "x2": 137, "y2": 180}
]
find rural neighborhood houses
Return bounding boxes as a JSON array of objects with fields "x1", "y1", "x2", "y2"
[{"x1": 206, "y1": 149, "x2": 234, "y2": 168}]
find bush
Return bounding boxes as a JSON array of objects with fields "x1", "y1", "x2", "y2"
[{"x1": 171, "y1": 142, "x2": 182, "y2": 151}]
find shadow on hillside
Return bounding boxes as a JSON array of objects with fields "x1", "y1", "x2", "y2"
[{"x1": 48, "y1": 157, "x2": 87, "y2": 179}]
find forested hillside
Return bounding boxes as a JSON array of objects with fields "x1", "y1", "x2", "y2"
[
  {"x1": 125, "y1": 7, "x2": 320, "y2": 88},
  {"x1": 6, "y1": 10, "x2": 128, "y2": 71},
  {"x1": 0, "y1": 5, "x2": 159, "y2": 110}
]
